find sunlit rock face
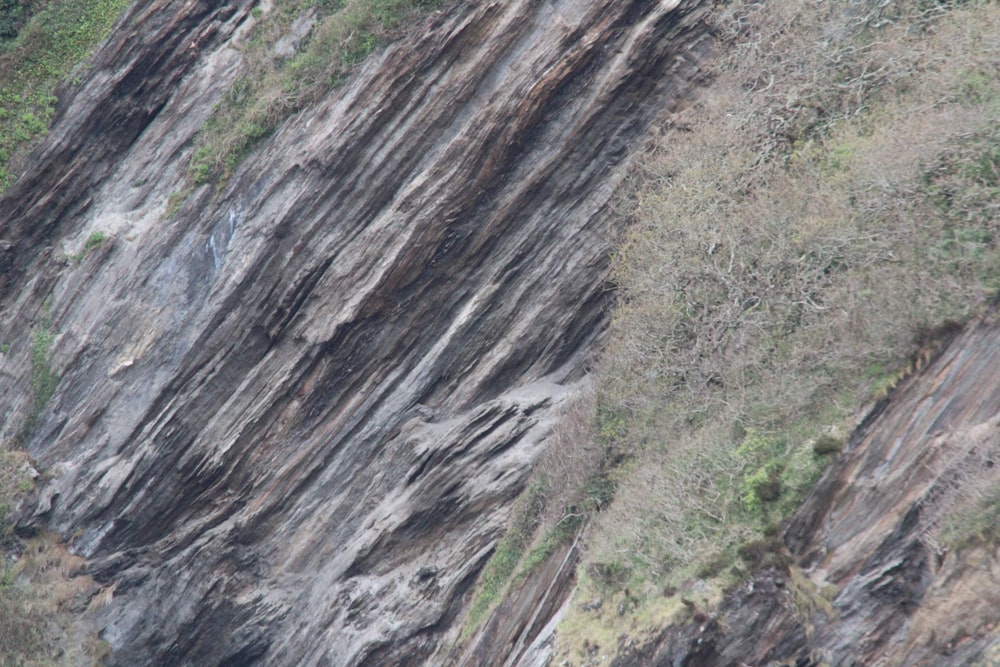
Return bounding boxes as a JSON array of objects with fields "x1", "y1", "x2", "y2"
[{"x1": 0, "y1": 0, "x2": 712, "y2": 663}]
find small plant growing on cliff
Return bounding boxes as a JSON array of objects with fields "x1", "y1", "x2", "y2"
[
  {"x1": 24, "y1": 311, "x2": 59, "y2": 435},
  {"x1": 164, "y1": 189, "x2": 191, "y2": 218},
  {"x1": 187, "y1": 0, "x2": 445, "y2": 186},
  {"x1": 82, "y1": 230, "x2": 106, "y2": 252},
  {"x1": 67, "y1": 230, "x2": 109, "y2": 262}
]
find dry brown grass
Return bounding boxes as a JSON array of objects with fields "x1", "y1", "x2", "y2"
[
  {"x1": 533, "y1": 392, "x2": 610, "y2": 528},
  {"x1": 918, "y1": 416, "x2": 1000, "y2": 552},
  {"x1": 0, "y1": 447, "x2": 106, "y2": 666}
]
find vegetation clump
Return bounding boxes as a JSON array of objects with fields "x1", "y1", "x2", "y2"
[
  {"x1": 188, "y1": 0, "x2": 445, "y2": 186},
  {"x1": 0, "y1": 0, "x2": 132, "y2": 188},
  {"x1": 551, "y1": 0, "x2": 1000, "y2": 659},
  {"x1": 940, "y1": 485, "x2": 1000, "y2": 550},
  {"x1": 25, "y1": 311, "x2": 58, "y2": 436},
  {"x1": 459, "y1": 397, "x2": 607, "y2": 641},
  {"x1": 81, "y1": 230, "x2": 106, "y2": 252},
  {"x1": 0, "y1": 450, "x2": 52, "y2": 664},
  {"x1": 459, "y1": 479, "x2": 546, "y2": 638}
]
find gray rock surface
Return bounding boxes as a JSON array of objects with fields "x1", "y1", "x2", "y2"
[{"x1": 0, "y1": 0, "x2": 712, "y2": 664}]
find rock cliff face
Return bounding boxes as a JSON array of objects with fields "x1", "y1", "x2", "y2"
[{"x1": 0, "y1": 0, "x2": 712, "y2": 664}]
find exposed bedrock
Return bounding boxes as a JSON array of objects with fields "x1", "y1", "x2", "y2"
[{"x1": 0, "y1": 0, "x2": 712, "y2": 664}]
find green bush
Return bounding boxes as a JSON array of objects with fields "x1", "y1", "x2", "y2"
[
  {"x1": 0, "y1": 575, "x2": 46, "y2": 664},
  {"x1": 0, "y1": 0, "x2": 26, "y2": 41},
  {"x1": 812, "y1": 435, "x2": 843, "y2": 457}
]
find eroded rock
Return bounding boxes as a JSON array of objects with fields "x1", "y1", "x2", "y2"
[{"x1": 0, "y1": 0, "x2": 713, "y2": 664}]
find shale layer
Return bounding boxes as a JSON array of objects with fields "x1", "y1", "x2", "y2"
[{"x1": 0, "y1": 0, "x2": 712, "y2": 664}]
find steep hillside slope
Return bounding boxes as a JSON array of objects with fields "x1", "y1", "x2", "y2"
[
  {"x1": 613, "y1": 308, "x2": 1000, "y2": 665},
  {"x1": 0, "y1": 0, "x2": 713, "y2": 664},
  {"x1": 459, "y1": 1, "x2": 1000, "y2": 665}
]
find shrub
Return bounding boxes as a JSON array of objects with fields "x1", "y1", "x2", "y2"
[
  {"x1": 736, "y1": 538, "x2": 790, "y2": 571},
  {"x1": 0, "y1": 0, "x2": 26, "y2": 41},
  {"x1": 813, "y1": 435, "x2": 844, "y2": 457}
]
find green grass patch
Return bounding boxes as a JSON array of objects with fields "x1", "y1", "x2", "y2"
[
  {"x1": 81, "y1": 230, "x2": 105, "y2": 252},
  {"x1": 459, "y1": 480, "x2": 546, "y2": 639},
  {"x1": 23, "y1": 307, "x2": 58, "y2": 436},
  {"x1": 164, "y1": 188, "x2": 191, "y2": 219},
  {"x1": 66, "y1": 229, "x2": 108, "y2": 262},
  {"x1": 0, "y1": 0, "x2": 132, "y2": 188},
  {"x1": 517, "y1": 512, "x2": 582, "y2": 577},
  {"x1": 940, "y1": 486, "x2": 1000, "y2": 551}
]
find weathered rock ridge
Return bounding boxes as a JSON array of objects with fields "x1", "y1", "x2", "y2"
[{"x1": 0, "y1": 0, "x2": 712, "y2": 664}]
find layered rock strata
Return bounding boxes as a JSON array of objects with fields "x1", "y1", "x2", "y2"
[{"x1": 0, "y1": 0, "x2": 712, "y2": 663}]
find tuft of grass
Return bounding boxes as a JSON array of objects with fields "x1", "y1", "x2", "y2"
[
  {"x1": 940, "y1": 486, "x2": 1000, "y2": 551},
  {"x1": 0, "y1": 1, "x2": 29, "y2": 43},
  {"x1": 164, "y1": 188, "x2": 191, "y2": 219},
  {"x1": 517, "y1": 512, "x2": 582, "y2": 577},
  {"x1": 24, "y1": 308, "x2": 58, "y2": 436},
  {"x1": 67, "y1": 229, "x2": 109, "y2": 262},
  {"x1": 459, "y1": 480, "x2": 546, "y2": 638},
  {"x1": 0, "y1": 448, "x2": 48, "y2": 663},
  {"x1": 0, "y1": 0, "x2": 132, "y2": 189},
  {"x1": 0, "y1": 447, "x2": 107, "y2": 665},
  {"x1": 188, "y1": 0, "x2": 445, "y2": 187},
  {"x1": 0, "y1": 572, "x2": 47, "y2": 665},
  {"x1": 82, "y1": 230, "x2": 105, "y2": 252}
]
